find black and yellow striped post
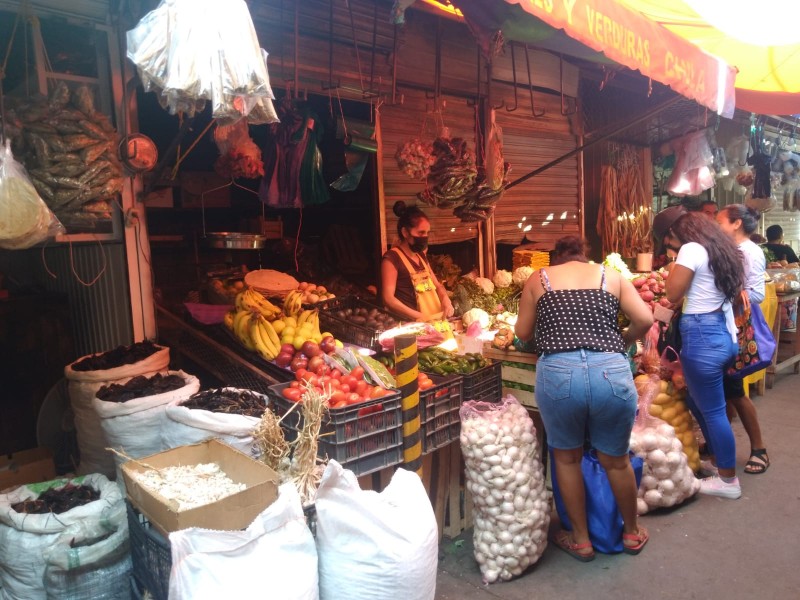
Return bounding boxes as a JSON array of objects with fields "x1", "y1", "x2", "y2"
[{"x1": 394, "y1": 334, "x2": 422, "y2": 475}]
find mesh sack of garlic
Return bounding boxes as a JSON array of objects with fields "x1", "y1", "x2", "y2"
[
  {"x1": 459, "y1": 395, "x2": 549, "y2": 584},
  {"x1": 629, "y1": 374, "x2": 700, "y2": 515}
]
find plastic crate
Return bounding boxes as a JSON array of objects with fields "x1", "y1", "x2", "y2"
[
  {"x1": 460, "y1": 361, "x2": 503, "y2": 403},
  {"x1": 267, "y1": 382, "x2": 403, "y2": 477},
  {"x1": 317, "y1": 296, "x2": 401, "y2": 350},
  {"x1": 127, "y1": 501, "x2": 171, "y2": 600},
  {"x1": 420, "y1": 374, "x2": 463, "y2": 454}
]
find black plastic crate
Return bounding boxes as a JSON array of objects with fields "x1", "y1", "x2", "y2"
[
  {"x1": 420, "y1": 374, "x2": 463, "y2": 454},
  {"x1": 127, "y1": 501, "x2": 171, "y2": 600},
  {"x1": 461, "y1": 361, "x2": 502, "y2": 403},
  {"x1": 317, "y1": 296, "x2": 401, "y2": 350},
  {"x1": 267, "y1": 382, "x2": 403, "y2": 476}
]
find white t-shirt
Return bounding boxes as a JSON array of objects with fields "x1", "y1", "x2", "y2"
[
  {"x1": 675, "y1": 242, "x2": 726, "y2": 314},
  {"x1": 739, "y1": 238, "x2": 766, "y2": 304}
]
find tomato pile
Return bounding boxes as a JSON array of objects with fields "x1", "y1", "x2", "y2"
[{"x1": 280, "y1": 364, "x2": 392, "y2": 409}]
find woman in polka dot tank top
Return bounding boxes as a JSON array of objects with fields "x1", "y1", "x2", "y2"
[{"x1": 515, "y1": 236, "x2": 654, "y2": 560}]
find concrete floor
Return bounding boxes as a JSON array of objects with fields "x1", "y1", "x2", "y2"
[{"x1": 436, "y1": 370, "x2": 800, "y2": 600}]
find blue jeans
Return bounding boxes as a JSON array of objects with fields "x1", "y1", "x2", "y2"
[
  {"x1": 679, "y1": 312, "x2": 738, "y2": 470},
  {"x1": 535, "y1": 350, "x2": 637, "y2": 456}
]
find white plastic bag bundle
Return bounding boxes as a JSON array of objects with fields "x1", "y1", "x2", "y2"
[
  {"x1": 161, "y1": 387, "x2": 266, "y2": 457},
  {"x1": 0, "y1": 474, "x2": 122, "y2": 600},
  {"x1": 0, "y1": 139, "x2": 64, "y2": 250},
  {"x1": 460, "y1": 395, "x2": 549, "y2": 583},
  {"x1": 126, "y1": 0, "x2": 278, "y2": 124},
  {"x1": 42, "y1": 504, "x2": 131, "y2": 600},
  {"x1": 93, "y1": 370, "x2": 200, "y2": 485},
  {"x1": 315, "y1": 461, "x2": 438, "y2": 600},
  {"x1": 168, "y1": 483, "x2": 318, "y2": 600},
  {"x1": 64, "y1": 343, "x2": 170, "y2": 478}
]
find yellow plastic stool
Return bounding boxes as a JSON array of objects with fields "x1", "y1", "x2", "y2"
[{"x1": 743, "y1": 281, "x2": 778, "y2": 396}]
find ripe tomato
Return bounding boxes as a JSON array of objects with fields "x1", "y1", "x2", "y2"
[
  {"x1": 281, "y1": 387, "x2": 302, "y2": 402},
  {"x1": 346, "y1": 393, "x2": 362, "y2": 405},
  {"x1": 294, "y1": 368, "x2": 308, "y2": 382},
  {"x1": 327, "y1": 378, "x2": 341, "y2": 389},
  {"x1": 354, "y1": 380, "x2": 368, "y2": 396},
  {"x1": 342, "y1": 375, "x2": 359, "y2": 389},
  {"x1": 331, "y1": 369, "x2": 342, "y2": 379},
  {"x1": 290, "y1": 380, "x2": 300, "y2": 388},
  {"x1": 330, "y1": 400, "x2": 348, "y2": 409},
  {"x1": 371, "y1": 387, "x2": 389, "y2": 398},
  {"x1": 330, "y1": 390, "x2": 346, "y2": 405},
  {"x1": 350, "y1": 366, "x2": 365, "y2": 381},
  {"x1": 419, "y1": 378, "x2": 434, "y2": 391},
  {"x1": 339, "y1": 384, "x2": 351, "y2": 395}
]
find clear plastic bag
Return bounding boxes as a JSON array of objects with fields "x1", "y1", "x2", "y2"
[
  {"x1": 126, "y1": 0, "x2": 278, "y2": 124},
  {"x1": 0, "y1": 140, "x2": 65, "y2": 249}
]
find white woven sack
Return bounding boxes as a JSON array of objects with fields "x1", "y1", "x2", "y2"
[
  {"x1": 315, "y1": 461, "x2": 438, "y2": 600},
  {"x1": 92, "y1": 370, "x2": 200, "y2": 485},
  {"x1": 64, "y1": 344, "x2": 170, "y2": 477},
  {"x1": 168, "y1": 483, "x2": 318, "y2": 600},
  {"x1": 0, "y1": 474, "x2": 122, "y2": 600},
  {"x1": 42, "y1": 504, "x2": 131, "y2": 600},
  {"x1": 161, "y1": 388, "x2": 266, "y2": 457}
]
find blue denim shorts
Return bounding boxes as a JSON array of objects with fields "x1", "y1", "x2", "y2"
[{"x1": 535, "y1": 350, "x2": 637, "y2": 456}]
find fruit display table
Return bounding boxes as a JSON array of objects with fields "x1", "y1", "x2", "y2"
[
  {"x1": 767, "y1": 291, "x2": 800, "y2": 389},
  {"x1": 156, "y1": 305, "x2": 283, "y2": 393}
]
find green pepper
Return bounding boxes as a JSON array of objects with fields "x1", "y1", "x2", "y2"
[{"x1": 432, "y1": 365, "x2": 446, "y2": 375}]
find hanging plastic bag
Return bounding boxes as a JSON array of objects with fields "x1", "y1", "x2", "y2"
[
  {"x1": 126, "y1": 0, "x2": 277, "y2": 123},
  {"x1": 0, "y1": 140, "x2": 65, "y2": 250}
]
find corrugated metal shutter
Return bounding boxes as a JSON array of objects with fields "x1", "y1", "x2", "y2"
[
  {"x1": 380, "y1": 88, "x2": 482, "y2": 247},
  {"x1": 492, "y1": 83, "x2": 581, "y2": 247},
  {"x1": 24, "y1": 243, "x2": 133, "y2": 356}
]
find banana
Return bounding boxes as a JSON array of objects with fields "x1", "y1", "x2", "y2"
[
  {"x1": 235, "y1": 292, "x2": 247, "y2": 311},
  {"x1": 223, "y1": 309, "x2": 235, "y2": 330},
  {"x1": 250, "y1": 314, "x2": 278, "y2": 360},
  {"x1": 259, "y1": 316, "x2": 282, "y2": 351},
  {"x1": 283, "y1": 290, "x2": 303, "y2": 318},
  {"x1": 297, "y1": 309, "x2": 314, "y2": 327},
  {"x1": 245, "y1": 288, "x2": 281, "y2": 316},
  {"x1": 239, "y1": 289, "x2": 279, "y2": 319},
  {"x1": 233, "y1": 310, "x2": 256, "y2": 351}
]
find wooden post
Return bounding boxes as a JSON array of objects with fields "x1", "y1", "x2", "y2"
[{"x1": 394, "y1": 334, "x2": 422, "y2": 474}]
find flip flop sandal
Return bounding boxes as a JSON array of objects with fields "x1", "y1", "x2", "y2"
[
  {"x1": 744, "y1": 448, "x2": 770, "y2": 475},
  {"x1": 552, "y1": 530, "x2": 595, "y2": 562},
  {"x1": 622, "y1": 526, "x2": 649, "y2": 555}
]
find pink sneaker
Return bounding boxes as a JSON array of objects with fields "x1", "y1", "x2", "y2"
[
  {"x1": 699, "y1": 476, "x2": 741, "y2": 499},
  {"x1": 698, "y1": 459, "x2": 718, "y2": 477}
]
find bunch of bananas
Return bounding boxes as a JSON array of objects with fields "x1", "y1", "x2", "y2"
[
  {"x1": 224, "y1": 308, "x2": 283, "y2": 360},
  {"x1": 282, "y1": 289, "x2": 304, "y2": 319},
  {"x1": 248, "y1": 313, "x2": 283, "y2": 361},
  {"x1": 235, "y1": 288, "x2": 282, "y2": 320}
]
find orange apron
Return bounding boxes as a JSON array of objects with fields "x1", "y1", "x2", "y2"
[
  {"x1": 391, "y1": 248, "x2": 455, "y2": 342},
  {"x1": 392, "y1": 247, "x2": 443, "y2": 320}
]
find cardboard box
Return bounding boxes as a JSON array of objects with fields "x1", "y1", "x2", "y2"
[
  {"x1": 0, "y1": 447, "x2": 56, "y2": 492},
  {"x1": 121, "y1": 439, "x2": 279, "y2": 535}
]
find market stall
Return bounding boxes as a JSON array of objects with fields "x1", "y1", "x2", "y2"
[{"x1": 6, "y1": 0, "x2": 800, "y2": 598}]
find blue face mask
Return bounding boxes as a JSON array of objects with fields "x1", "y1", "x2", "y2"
[{"x1": 409, "y1": 236, "x2": 428, "y2": 253}]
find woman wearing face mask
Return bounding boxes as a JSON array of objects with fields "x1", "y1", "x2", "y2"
[{"x1": 381, "y1": 201, "x2": 454, "y2": 322}]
